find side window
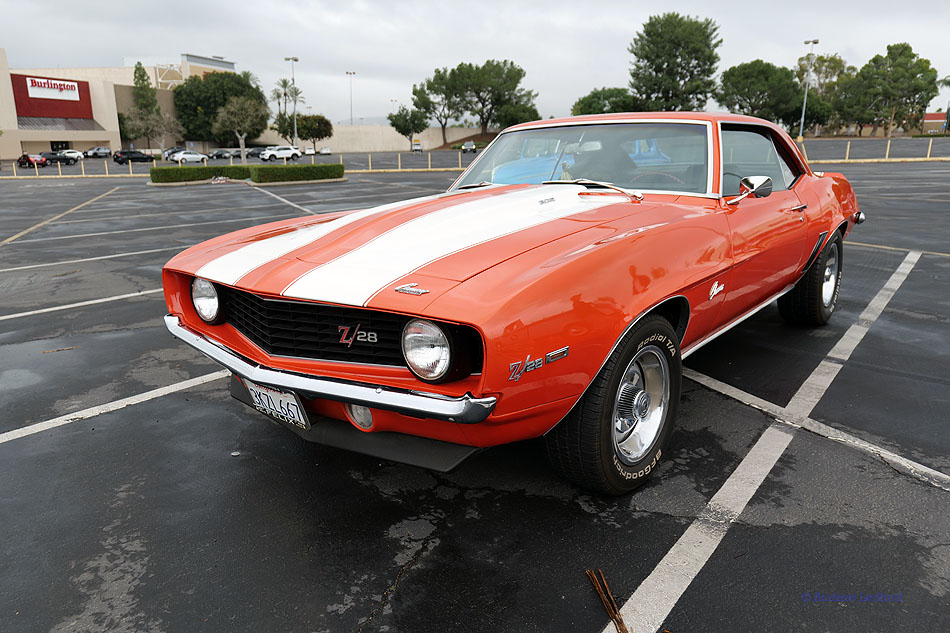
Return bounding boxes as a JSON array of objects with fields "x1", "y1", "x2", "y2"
[{"x1": 720, "y1": 126, "x2": 801, "y2": 196}]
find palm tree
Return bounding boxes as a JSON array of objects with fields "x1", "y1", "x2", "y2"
[
  {"x1": 241, "y1": 70, "x2": 261, "y2": 89},
  {"x1": 275, "y1": 78, "x2": 293, "y2": 115},
  {"x1": 270, "y1": 88, "x2": 285, "y2": 115},
  {"x1": 288, "y1": 85, "x2": 305, "y2": 110}
]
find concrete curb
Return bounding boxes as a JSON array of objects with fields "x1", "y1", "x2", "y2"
[
  {"x1": 808, "y1": 157, "x2": 950, "y2": 164},
  {"x1": 245, "y1": 177, "x2": 348, "y2": 187}
]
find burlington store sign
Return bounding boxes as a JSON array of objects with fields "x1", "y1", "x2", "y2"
[{"x1": 26, "y1": 76, "x2": 80, "y2": 101}]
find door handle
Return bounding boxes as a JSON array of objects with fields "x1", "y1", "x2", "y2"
[{"x1": 784, "y1": 204, "x2": 808, "y2": 213}]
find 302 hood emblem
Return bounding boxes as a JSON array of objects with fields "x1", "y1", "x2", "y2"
[{"x1": 395, "y1": 283, "x2": 429, "y2": 295}]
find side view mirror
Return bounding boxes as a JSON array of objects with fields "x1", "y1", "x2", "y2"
[{"x1": 726, "y1": 175, "x2": 773, "y2": 206}]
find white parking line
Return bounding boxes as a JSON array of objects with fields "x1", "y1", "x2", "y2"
[
  {"x1": 609, "y1": 423, "x2": 795, "y2": 633},
  {"x1": 786, "y1": 250, "x2": 921, "y2": 417},
  {"x1": 254, "y1": 187, "x2": 314, "y2": 214},
  {"x1": 609, "y1": 250, "x2": 927, "y2": 632},
  {"x1": 0, "y1": 186, "x2": 119, "y2": 246},
  {"x1": 0, "y1": 246, "x2": 191, "y2": 273},
  {"x1": 55, "y1": 202, "x2": 284, "y2": 223},
  {"x1": 10, "y1": 212, "x2": 298, "y2": 244},
  {"x1": 0, "y1": 289, "x2": 162, "y2": 321},
  {"x1": 685, "y1": 369, "x2": 950, "y2": 493},
  {"x1": 0, "y1": 371, "x2": 228, "y2": 445}
]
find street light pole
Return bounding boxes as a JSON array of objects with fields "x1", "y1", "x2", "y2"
[
  {"x1": 284, "y1": 56, "x2": 299, "y2": 146},
  {"x1": 797, "y1": 39, "x2": 819, "y2": 143},
  {"x1": 346, "y1": 71, "x2": 356, "y2": 125}
]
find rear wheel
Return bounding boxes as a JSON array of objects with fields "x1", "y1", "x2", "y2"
[
  {"x1": 779, "y1": 233, "x2": 842, "y2": 325},
  {"x1": 545, "y1": 316, "x2": 681, "y2": 495}
]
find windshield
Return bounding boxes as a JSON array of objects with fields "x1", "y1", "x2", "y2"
[{"x1": 454, "y1": 122, "x2": 709, "y2": 194}]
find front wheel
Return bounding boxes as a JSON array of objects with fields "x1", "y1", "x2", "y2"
[
  {"x1": 779, "y1": 233, "x2": 842, "y2": 325},
  {"x1": 545, "y1": 315, "x2": 681, "y2": 495}
]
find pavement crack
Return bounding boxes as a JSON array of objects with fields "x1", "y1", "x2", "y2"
[{"x1": 354, "y1": 529, "x2": 440, "y2": 633}]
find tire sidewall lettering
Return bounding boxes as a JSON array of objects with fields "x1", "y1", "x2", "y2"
[{"x1": 612, "y1": 449, "x2": 662, "y2": 480}]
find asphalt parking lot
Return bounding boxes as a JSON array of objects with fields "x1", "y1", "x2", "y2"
[
  {"x1": 1, "y1": 164, "x2": 948, "y2": 632},
  {"x1": 0, "y1": 150, "x2": 477, "y2": 178}
]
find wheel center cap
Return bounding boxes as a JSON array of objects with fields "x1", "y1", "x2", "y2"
[{"x1": 634, "y1": 391, "x2": 651, "y2": 419}]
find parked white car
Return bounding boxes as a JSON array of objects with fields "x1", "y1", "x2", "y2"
[
  {"x1": 170, "y1": 151, "x2": 209, "y2": 163},
  {"x1": 59, "y1": 149, "x2": 85, "y2": 161},
  {"x1": 319, "y1": 146, "x2": 332, "y2": 155},
  {"x1": 260, "y1": 146, "x2": 302, "y2": 161}
]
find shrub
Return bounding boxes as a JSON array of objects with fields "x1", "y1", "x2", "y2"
[
  {"x1": 249, "y1": 163, "x2": 345, "y2": 183},
  {"x1": 150, "y1": 163, "x2": 344, "y2": 184},
  {"x1": 150, "y1": 165, "x2": 251, "y2": 183}
]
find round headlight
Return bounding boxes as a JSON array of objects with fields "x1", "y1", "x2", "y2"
[
  {"x1": 191, "y1": 278, "x2": 220, "y2": 323},
  {"x1": 402, "y1": 319, "x2": 451, "y2": 381}
]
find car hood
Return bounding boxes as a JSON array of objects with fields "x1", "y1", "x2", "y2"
[{"x1": 167, "y1": 184, "x2": 657, "y2": 310}]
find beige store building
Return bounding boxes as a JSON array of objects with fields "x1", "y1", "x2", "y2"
[{"x1": 0, "y1": 49, "x2": 234, "y2": 160}]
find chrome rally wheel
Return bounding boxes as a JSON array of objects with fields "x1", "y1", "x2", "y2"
[
  {"x1": 544, "y1": 315, "x2": 681, "y2": 495},
  {"x1": 612, "y1": 346, "x2": 670, "y2": 465}
]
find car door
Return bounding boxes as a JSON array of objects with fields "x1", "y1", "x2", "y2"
[{"x1": 718, "y1": 124, "x2": 809, "y2": 323}]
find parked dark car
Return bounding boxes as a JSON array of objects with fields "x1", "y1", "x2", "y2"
[
  {"x1": 17, "y1": 153, "x2": 48, "y2": 167},
  {"x1": 113, "y1": 150, "x2": 155, "y2": 164},
  {"x1": 246, "y1": 147, "x2": 266, "y2": 158},
  {"x1": 40, "y1": 151, "x2": 77, "y2": 165},
  {"x1": 461, "y1": 140, "x2": 477, "y2": 153},
  {"x1": 209, "y1": 149, "x2": 233, "y2": 160},
  {"x1": 163, "y1": 146, "x2": 186, "y2": 161},
  {"x1": 84, "y1": 146, "x2": 111, "y2": 158}
]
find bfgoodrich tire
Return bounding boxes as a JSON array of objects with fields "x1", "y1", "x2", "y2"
[
  {"x1": 545, "y1": 315, "x2": 681, "y2": 495},
  {"x1": 779, "y1": 233, "x2": 842, "y2": 326}
]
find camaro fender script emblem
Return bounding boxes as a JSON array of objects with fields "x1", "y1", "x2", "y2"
[
  {"x1": 508, "y1": 346, "x2": 570, "y2": 381},
  {"x1": 338, "y1": 325, "x2": 378, "y2": 346},
  {"x1": 709, "y1": 280, "x2": 725, "y2": 301},
  {"x1": 395, "y1": 282, "x2": 430, "y2": 295}
]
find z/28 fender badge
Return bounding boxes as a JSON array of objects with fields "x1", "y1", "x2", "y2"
[{"x1": 509, "y1": 346, "x2": 569, "y2": 381}]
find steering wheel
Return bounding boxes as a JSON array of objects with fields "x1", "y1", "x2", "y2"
[{"x1": 630, "y1": 171, "x2": 685, "y2": 185}]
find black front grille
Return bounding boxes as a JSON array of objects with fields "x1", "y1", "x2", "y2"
[{"x1": 225, "y1": 288, "x2": 410, "y2": 366}]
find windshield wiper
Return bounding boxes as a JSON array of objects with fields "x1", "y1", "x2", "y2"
[
  {"x1": 542, "y1": 178, "x2": 643, "y2": 201},
  {"x1": 457, "y1": 181, "x2": 494, "y2": 190}
]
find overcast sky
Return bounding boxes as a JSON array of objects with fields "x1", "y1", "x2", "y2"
[{"x1": 5, "y1": 0, "x2": 950, "y2": 124}]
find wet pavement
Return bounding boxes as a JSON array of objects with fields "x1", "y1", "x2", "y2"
[{"x1": 1, "y1": 165, "x2": 948, "y2": 632}]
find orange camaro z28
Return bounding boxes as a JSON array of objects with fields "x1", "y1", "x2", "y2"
[{"x1": 163, "y1": 112, "x2": 863, "y2": 494}]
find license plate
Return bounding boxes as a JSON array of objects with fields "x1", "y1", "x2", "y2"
[{"x1": 243, "y1": 378, "x2": 310, "y2": 430}]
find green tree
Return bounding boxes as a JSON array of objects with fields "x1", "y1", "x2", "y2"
[
  {"x1": 387, "y1": 106, "x2": 429, "y2": 150},
  {"x1": 412, "y1": 67, "x2": 464, "y2": 146},
  {"x1": 117, "y1": 112, "x2": 133, "y2": 142},
  {"x1": 493, "y1": 99, "x2": 540, "y2": 129},
  {"x1": 833, "y1": 74, "x2": 875, "y2": 136},
  {"x1": 717, "y1": 60, "x2": 800, "y2": 125},
  {"x1": 173, "y1": 71, "x2": 266, "y2": 141},
  {"x1": 157, "y1": 112, "x2": 185, "y2": 150},
  {"x1": 857, "y1": 43, "x2": 938, "y2": 137},
  {"x1": 125, "y1": 107, "x2": 164, "y2": 148},
  {"x1": 627, "y1": 13, "x2": 722, "y2": 110},
  {"x1": 132, "y1": 62, "x2": 159, "y2": 115},
  {"x1": 297, "y1": 114, "x2": 334, "y2": 153},
  {"x1": 794, "y1": 54, "x2": 855, "y2": 97},
  {"x1": 271, "y1": 111, "x2": 295, "y2": 143},
  {"x1": 795, "y1": 89, "x2": 833, "y2": 134},
  {"x1": 571, "y1": 87, "x2": 636, "y2": 115},
  {"x1": 455, "y1": 60, "x2": 534, "y2": 135},
  {"x1": 212, "y1": 96, "x2": 270, "y2": 164}
]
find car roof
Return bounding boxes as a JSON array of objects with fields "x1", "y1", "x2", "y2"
[{"x1": 504, "y1": 111, "x2": 786, "y2": 133}]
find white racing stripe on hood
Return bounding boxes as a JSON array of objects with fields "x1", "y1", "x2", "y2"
[
  {"x1": 195, "y1": 194, "x2": 443, "y2": 285},
  {"x1": 283, "y1": 185, "x2": 613, "y2": 306}
]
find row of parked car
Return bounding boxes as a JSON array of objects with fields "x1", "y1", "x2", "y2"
[{"x1": 12, "y1": 144, "x2": 335, "y2": 169}]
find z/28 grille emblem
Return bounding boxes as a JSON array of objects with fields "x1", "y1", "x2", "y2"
[{"x1": 338, "y1": 325, "x2": 378, "y2": 346}]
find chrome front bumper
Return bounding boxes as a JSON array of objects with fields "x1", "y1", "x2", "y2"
[{"x1": 164, "y1": 315, "x2": 496, "y2": 424}]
